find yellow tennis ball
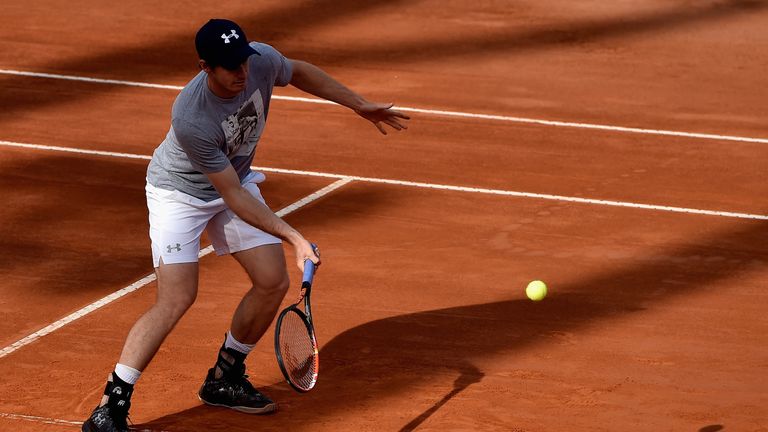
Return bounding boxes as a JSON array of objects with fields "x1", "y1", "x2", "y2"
[{"x1": 526, "y1": 280, "x2": 547, "y2": 301}]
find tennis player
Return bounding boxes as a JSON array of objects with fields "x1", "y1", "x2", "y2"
[{"x1": 82, "y1": 18, "x2": 409, "y2": 432}]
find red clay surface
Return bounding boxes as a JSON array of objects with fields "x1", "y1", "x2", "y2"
[{"x1": 1, "y1": 1, "x2": 767, "y2": 431}]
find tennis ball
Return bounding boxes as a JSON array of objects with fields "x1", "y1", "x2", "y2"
[{"x1": 526, "y1": 280, "x2": 547, "y2": 301}]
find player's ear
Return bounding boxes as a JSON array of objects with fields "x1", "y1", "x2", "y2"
[{"x1": 199, "y1": 60, "x2": 211, "y2": 73}]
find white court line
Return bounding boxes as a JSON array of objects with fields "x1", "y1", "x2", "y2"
[
  {"x1": 1, "y1": 139, "x2": 766, "y2": 221},
  {"x1": 0, "y1": 177, "x2": 352, "y2": 360},
  {"x1": 0, "y1": 412, "x2": 82, "y2": 427},
  {"x1": 0, "y1": 412, "x2": 167, "y2": 431},
  {"x1": 1, "y1": 68, "x2": 767, "y2": 144}
]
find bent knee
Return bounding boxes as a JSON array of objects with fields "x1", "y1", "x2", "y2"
[
  {"x1": 158, "y1": 291, "x2": 197, "y2": 318},
  {"x1": 252, "y1": 272, "x2": 290, "y2": 298}
]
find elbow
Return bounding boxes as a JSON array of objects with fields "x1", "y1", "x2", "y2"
[
  {"x1": 220, "y1": 186, "x2": 248, "y2": 215},
  {"x1": 289, "y1": 60, "x2": 311, "y2": 87}
]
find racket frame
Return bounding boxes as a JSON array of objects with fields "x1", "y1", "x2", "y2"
[{"x1": 274, "y1": 248, "x2": 319, "y2": 392}]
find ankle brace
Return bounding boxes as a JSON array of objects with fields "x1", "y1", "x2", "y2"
[
  {"x1": 215, "y1": 344, "x2": 247, "y2": 378},
  {"x1": 105, "y1": 372, "x2": 134, "y2": 410}
]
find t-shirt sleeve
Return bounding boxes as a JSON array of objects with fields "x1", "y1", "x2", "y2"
[
  {"x1": 250, "y1": 42, "x2": 293, "y2": 86},
  {"x1": 171, "y1": 118, "x2": 230, "y2": 174}
]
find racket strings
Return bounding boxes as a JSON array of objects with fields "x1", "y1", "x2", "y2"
[{"x1": 278, "y1": 310, "x2": 317, "y2": 390}]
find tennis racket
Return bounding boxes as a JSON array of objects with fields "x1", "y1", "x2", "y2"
[{"x1": 274, "y1": 245, "x2": 319, "y2": 392}]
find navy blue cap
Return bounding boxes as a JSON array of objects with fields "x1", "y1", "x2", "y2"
[{"x1": 195, "y1": 19, "x2": 260, "y2": 70}]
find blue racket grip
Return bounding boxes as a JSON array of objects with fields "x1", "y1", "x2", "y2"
[{"x1": 302, "y1": 243, "x2": 319, "y2": 285}]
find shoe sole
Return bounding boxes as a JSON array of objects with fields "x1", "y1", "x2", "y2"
[{"x1": 197, "y1": 394, "x2": 278, "y2": 414}]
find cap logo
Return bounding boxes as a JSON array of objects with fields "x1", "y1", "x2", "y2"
[{"x1": 221, "y1": 29, "x2": 239, "y2": 44}]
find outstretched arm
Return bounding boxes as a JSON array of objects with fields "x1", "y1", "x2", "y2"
[{"x1": 289, "y1": 59, "x2": 410, "y2": 135}]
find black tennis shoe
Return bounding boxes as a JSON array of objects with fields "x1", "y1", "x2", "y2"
[
  {"x1": 198, "y1": 365, "x2": 277, "y2": 414},
  {"x1": 82, "y1": 373, "x2": 133, "y2": 432},
  {"x1": 81, "y1": 402, "x2": 130, "y2": 432}
]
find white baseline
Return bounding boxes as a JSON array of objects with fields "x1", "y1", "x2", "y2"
[
  {"x1": 0, "y1": 412, "x2": 167, "y2": 431},
  {"x1": 1, "y1": 68, "x2": 767, "y2": 144},
  {"x1": 0, "y1": 139, "x2": 766, "y2": 221}
]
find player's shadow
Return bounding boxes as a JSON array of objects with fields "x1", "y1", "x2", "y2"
[
  {"x1": 136, "y1": 219, "x2": 767, "y2": 431},
  {"x1": 398, "y1": 362, "x2": 484, "y2": 432}
]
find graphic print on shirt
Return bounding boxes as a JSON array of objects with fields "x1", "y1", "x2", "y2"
[{"x1": 221, "y1": 90, "x2": 265, "y2": 158}]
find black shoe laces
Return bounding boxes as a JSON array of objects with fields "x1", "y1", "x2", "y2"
[
  {"x1": 223, "y1": 368, "x2": 264, "y2": 401},
  {"x1": 226, "y1": 364, "x2": 255, "y2": 391}
]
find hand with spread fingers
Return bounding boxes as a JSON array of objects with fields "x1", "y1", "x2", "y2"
[{"x1": 355, "y1": 102, "x2": 410, "y2": 135}]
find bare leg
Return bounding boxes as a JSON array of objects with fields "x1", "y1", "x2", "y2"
[
  {"x1": 97, "y1": 261, "x2": 198, "y2": 405},
  {"x1": 198, "y1": 244, "x2": 286, "y2": 414},
  {"x1": 119, "y1": 261, "x2": 199, "y2": 368},
  {"x1": 229, "y1": 243, "x2": 290, "y2": 345}
]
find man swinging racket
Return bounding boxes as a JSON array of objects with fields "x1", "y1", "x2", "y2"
[{"x1": 82, "y1": 18, "x2": 409, "y2": 432}]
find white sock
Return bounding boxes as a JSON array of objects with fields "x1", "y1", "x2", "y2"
[
  {"x1": 224, "y1": 330, "x2": 255, "y2": 355},
  {"x1": 114, "y1": 363, "x2": 141, "y2": 385}
]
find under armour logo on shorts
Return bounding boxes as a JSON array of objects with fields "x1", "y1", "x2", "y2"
[
  {"x1": 167, "y1": 243, "x2": 182, "y2": 253},
  {"x1": 221, "y1": 30, "x2": 239, "y2": 44}
]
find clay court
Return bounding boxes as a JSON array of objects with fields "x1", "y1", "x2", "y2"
[{"x1": 1, "y1": 1, "x2": 767, "y2": 431}]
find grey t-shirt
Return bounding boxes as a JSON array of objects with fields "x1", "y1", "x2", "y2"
[{"x1": 146, "y1": 42, "x2": 292, "y2": 201}]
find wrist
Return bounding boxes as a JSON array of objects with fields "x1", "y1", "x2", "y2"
[
  {"x1": 350, "y1": 96, "x2": 368, "y2": 112},
  {"x1": 285, "y1": 230, "x2": 305, "y2": 246}
]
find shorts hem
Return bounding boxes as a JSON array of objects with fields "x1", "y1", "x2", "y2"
[
  {"x1": 213, "y1": 238, "x2": 282, "y2": 256},
  {"x1": 153, "y1": 254, "x2": 200, "y2": 268}
]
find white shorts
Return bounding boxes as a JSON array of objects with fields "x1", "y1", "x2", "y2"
[{"x1": 146, "y1": 173, "x2": 281, "y2": 267}]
